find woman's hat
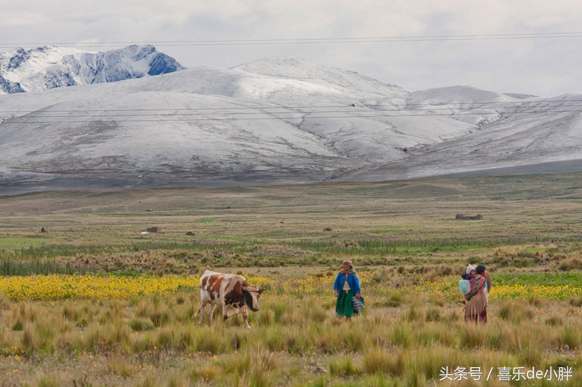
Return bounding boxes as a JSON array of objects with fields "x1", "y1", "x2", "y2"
[
  {"x1": 466, "y1": 265, "x2": 476, "y2": 274},
  {"x1": 343, "y1": 259, "x2": 353, "y2": 266}
]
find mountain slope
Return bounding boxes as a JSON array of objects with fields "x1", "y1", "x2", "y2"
[
  {"x1": 0, "y1": 45, "x2": 184, "y2": 94},
  {"x1": 344, "y1": 93, "x2": 582, "y2": 181},
  {"x1": 0, "y1": 59, "x2": 480, "y2": 177},
  {"x1": 1, "y1": 53, "x2": 581, "y2": 192}
]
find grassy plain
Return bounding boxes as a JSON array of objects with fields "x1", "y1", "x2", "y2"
[{"x1": 1, "y1": 172, "x2": 582, "y2": 386}]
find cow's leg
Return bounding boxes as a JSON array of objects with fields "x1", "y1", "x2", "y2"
[
  {"x1": 223, "y1": 307, "x2": 241, "y2": 325},
  {"x1": 208, "y1": 305, "x2": 217, "y2": 325},
  {"x1": 194, "y1": 300, "x2": 205, "y2": 320},
  {"x1": 241, "y1": 307, "x2": 252, "y2": 329},
  {"x1": 195, "y1": 302, "x2": 207, "y2": 324},
  {"x1": 222, "y1": 304, "x2": 230, "y2": 321}
]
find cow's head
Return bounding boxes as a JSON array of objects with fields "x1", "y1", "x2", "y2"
[{"x1": 243, "y1": 286, "x2": 264, "y2": 312}]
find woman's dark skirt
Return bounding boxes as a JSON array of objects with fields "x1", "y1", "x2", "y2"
[{"x1": 336, "y1": 290, "x2": 355, "y2": 317}]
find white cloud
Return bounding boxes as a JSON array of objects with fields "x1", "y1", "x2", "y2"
[{"x1": 1, "y1": 0, "x2": 582, "y2": 95}]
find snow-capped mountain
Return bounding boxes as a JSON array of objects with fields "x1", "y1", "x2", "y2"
[
  {"x1": 0, "y1": 45, "x2": 184, "y2": 94},
  {"x1": 0, "y1": 53, "x2": 581, "y2": 193},
  {"x1": 345, "y1": 93, "x2": 582, "y2": 182}
]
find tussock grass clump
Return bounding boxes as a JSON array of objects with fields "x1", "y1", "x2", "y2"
[
  {"x1": 499, "y1": 324, "x2": 547, "y2": 366},
  {"x1": 389, "y1": 324, "x2": 413, "y2": 348},
  {"x1": 404, "y1": 347, "x2": 461, "y2": 383},
  {"x1": 149, "y1": 307, "x2": 171, "y2": 327},
  {"x1": 363, "y1": 348, "x2": 404, "y2": 376},
  {"x1": 167, "y1": 373, "x2": 189, "y2": 387},
  {"x1": 136, "y1": 375, "x2": 157, "y2": 387},
  {"x1": 221, "y1": 345, "x2": 277, "y2": 387},
  {"x1": 428, "y1": 293, "x2": 445, "y2": 307},
  {"x1": 189, "y1": 364, "x2": 220, "y2": 382},
  {"x1": 497, "y1": 299, "x2": 534, "y2": 323},
  {"x1": 0, "y1": 291, "x2": 11, "y2": 310},
  {"x1": 62, "y1": 304, "x2": 80, "y2": 321},
  {"x1": 423, "y1": 270, "x2": 438, "y2": 282},
  {"x1": 107, "y1": 354, "x2": 134, "y2": 378},
  {"x1": 156, "y1": 327, "x2": 175, "y2": 348},
  {"x1": 458, "y1": 323, "x2": 487, "y2": 349},
  {"x1": 425, "y1": 308, "x2": 440, "y2": 322},
  {"x1": 257, "y1": 309, "x2": 275, "y2": 327},
  {"x1": 21, "y1": 324, "x2": 39, "y2": 352},
  {"x1": 375, "y1": 291, "x2": 403, "y2": 308},
  {"x1": 12, "y1": 319, "x2": 24, "y2": 331},
  {"x1": 340, "y1": 328, "x2": 367, "y2": 352},
  {"x1": 560, "y1": 326, "x2": 581, "y2": 348},
  {"x1": 416, "y1": 322, "x2": 456, "y2": 347},
  {"x1": 303, "y1": 303, "x2": 327, "y2": 323},
  {"x1": 329, "y1": 357, "x2": 361, "y2": 376},
  {"x1": 14, "y1": 301, "x2": 39, "y2": 323},
  {"x1": 112, "y1": 323, "x2": 133, "y2": 348},
  {"x1": 192, "y1": 327, "x2": 228, "y2": 354},
  {"x1": 527, "y1": 295, "x2": 546, "y2": 307},
  {"x1": 128, "y1": 318, "x2": 155, "y2": 331},
  {"x1": 545, "y1": 315, "x2": 563, "y2": 327},
  {"x1": 405, "y1": 306, "x2": 421, "y2": 322},
  {"x1": 262, "y1": 326, "x2": 286, "y2": 351},
  {"x1": 38, "y1": 376, "x2": 60, "y2": 387}
]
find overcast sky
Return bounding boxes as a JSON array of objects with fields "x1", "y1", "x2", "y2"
[{"x1": 1, "y1": 0, "x2": 582, "y2": 96}]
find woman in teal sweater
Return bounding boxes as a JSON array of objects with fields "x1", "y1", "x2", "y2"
[{"x1": 334, "y1": 259, "x2": 361, "y2": 319}]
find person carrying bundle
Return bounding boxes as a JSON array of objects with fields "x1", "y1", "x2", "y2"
[{"x1": 459, "y1": 264, "x2": 492, "y2": 323}]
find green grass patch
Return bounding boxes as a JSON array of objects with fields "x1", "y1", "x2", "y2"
[
  {"x1": 495, "y1": 273, "x2": 582, "y2": 287},
  {"x1": 0, "y1": 238, "x2": 47, "y2": 249},
  {"x1": 0, "y1": 259, "x2": 90, "y2": 276}
]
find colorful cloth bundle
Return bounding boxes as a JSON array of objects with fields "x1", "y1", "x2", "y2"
[{"x1": 465, "y1": 275, "x2": 487, "y2": 301}]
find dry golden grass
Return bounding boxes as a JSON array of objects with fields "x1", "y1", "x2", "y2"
[
  {"x1": 0, "y1": 277, "x2": 579, "y2": 386},
  {"x1": 1, "y1": 173, "x2": 582, "y2": 385}
]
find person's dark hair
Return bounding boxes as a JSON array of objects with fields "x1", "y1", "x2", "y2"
[{"x1": 476, "y1": 265, "x2": 486, "y2": 275}]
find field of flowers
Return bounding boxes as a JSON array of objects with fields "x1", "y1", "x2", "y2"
[
  {"x1": 0, "y1": 274, "x2": 275, "y2": 301},
  {"x1": 420, "y1": 276, "x2": 582, "y2": 302},
  {"x1": 1, "y1": 271, "x2": 581, "y2": 302}
]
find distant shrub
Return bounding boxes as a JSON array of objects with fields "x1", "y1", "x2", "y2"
[{"x1": 559, "y1": 258, "x2": 582, "y2": 271}]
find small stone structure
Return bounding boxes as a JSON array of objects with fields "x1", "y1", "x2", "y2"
[
  {"x1": 146, "y1": 227, "x2": 162, "y2": 233},
  {"x1": 455, "y1": 214, "x2": 483, "y2": 220}
]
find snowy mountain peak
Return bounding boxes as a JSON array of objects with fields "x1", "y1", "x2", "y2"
[
  {"x1": 233, "y1": 56, "x2": 408, "y2": 99},
  {"x1": 233, "y1": 56, "x2": 333, "y2": 78},
  {"x1": 408, "y1": 85, "x2": 517, "y2": 104},
  {"x1": 0, "y1": 45, "x2": 185, "y2": 94}
]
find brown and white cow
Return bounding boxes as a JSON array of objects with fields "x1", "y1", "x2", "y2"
[{"x1": 193, "y1": 270, "x2": 265, "y2": 329}]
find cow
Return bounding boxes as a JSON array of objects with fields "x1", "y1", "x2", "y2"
[{"x1": 193, "y1": 270, "x2": 265, "y2": 329}]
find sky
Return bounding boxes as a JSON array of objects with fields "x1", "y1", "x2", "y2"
[{"x1": 1, "y1": 0, "x2": 582, "y2": 96}]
